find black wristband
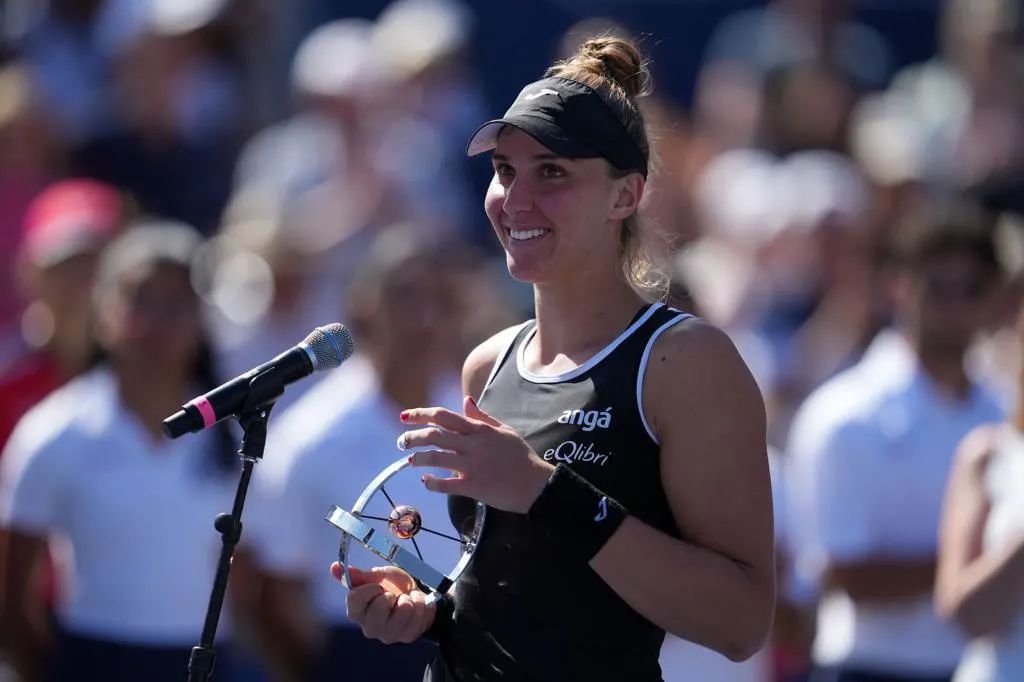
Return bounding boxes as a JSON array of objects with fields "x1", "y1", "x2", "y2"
[
  {"x1": 421, "y1": 592, "x2": 454, "y2": 643},
  {"x1": 527, "y1": 464, "x2": 628, "y2": 561}
]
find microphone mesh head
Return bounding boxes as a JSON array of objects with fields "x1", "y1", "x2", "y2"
[{"x1": 302, "y1": 323, "x2": 355, "y2": 370}]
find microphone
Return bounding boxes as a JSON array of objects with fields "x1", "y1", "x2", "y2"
[{"x1": 162, "y1": 323, "x2": 355, "y2": 439}]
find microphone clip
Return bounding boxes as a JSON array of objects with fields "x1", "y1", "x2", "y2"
[
  {"x1": 239, "y1": 367, "x2": 287, "y2": 417},
  {"x1": 238, "y1": 401, "x2": 274, "y2": 462}
]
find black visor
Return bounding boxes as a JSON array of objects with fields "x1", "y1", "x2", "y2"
[{"x1": 466, "y1": 77, "x2": 648, "y2": 177}]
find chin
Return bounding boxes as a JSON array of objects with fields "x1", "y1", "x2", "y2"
[{"x1": 505, "y1": 255, "x2": 549, "y2": 284}]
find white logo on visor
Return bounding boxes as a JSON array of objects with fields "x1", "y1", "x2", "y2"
[{"x1": 524, "y1": 88, "x2": 559, "y2": 100}]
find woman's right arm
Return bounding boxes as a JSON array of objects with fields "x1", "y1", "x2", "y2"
[
  {"x1": 0, "y1": 528, "x2": 52, "y2": 682},
  {"x1": 936, "y1": 425, "x2": 1024, "y2": 638}
]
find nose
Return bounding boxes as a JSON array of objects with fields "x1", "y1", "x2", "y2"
[{"x1": 502, "y1": 177, "x2": 533, "y2": 217}]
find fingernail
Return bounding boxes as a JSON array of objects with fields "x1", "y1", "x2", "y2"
[
  {"x1": 396, "y1": 434, "x2": 407, "y2": 451},
  {"x1": 406, "y1": 454, "x2": 414, "y2": 465},
  {"x1": 400, "y1": 411, "x2": 409, "y2": 422},
  {"x1": 467, "y1": 396, "x2": 477, "y2": 407},
  {"x1": 420, "y1": 475, "x2": 426, "y2": 483}
]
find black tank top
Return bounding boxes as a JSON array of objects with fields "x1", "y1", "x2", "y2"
[{"x1": 443, "y1": 302, "x2": 693, "y2": 682}]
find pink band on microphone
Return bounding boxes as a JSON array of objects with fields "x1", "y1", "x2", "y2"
[{"x1": 188, "y1": 396, "x2": 217, "y2": 429}]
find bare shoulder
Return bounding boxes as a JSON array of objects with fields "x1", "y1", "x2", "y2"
[
  {"x1": 644, "y1": 317, "x2": 764, "y2": 440},
  {"x1": 462, "y1": 323, "x2": 528, "y2": 399},
  {"x1": 647, "y1": 317, "x2": 755, "y2": 390},
  {"x1": 954, "y1": 423, "x2": 1003, "y2": 478}
]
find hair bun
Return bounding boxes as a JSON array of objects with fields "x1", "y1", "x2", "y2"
[{"x1": 571, "y1": 36, "x2": 651, "y2": 100}]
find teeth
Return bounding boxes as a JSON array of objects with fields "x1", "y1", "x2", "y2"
[{"x1": 509, "y1": 228, "x2": 549, "y2": 241}]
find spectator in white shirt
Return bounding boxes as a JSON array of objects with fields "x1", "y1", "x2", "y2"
[
  {"x1": 787, "y1": 204, "x2": 1006, "y2": 682},
  {"x1": 0, "y1": 221, "x2": 239, "y2": 682},
  {"x1": 246, "y1": 229, "x2": 472, "y2": 682}
]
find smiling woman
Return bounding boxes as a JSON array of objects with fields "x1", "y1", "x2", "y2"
[
  {"x1": 474, "y1": 40, "x2": 659, "y2": 297},
  {"x1": 333, "y1": 35, "x2": 776, "y2": 682}
]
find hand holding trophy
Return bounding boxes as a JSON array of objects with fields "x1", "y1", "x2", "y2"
[
  {"x1": 332, "y1": 563, "x2": 434, "y2": 644},
  {"x1": 325, "y1": 451, "x2": 486, "y2": 640}
]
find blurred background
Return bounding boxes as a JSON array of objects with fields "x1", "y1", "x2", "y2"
[{"x1": 0, "y1": 1, "x2": 1023, "y2": 681}]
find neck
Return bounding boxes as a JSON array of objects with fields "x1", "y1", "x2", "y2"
[
  {"x1": 35, "y1": 313, "x2": 93, "y2": 379},
  {"x1": 46, "y1": 334, "x2": 92, "y2": 379},
  {"x1": 912, "y1": 335, "x2": 971, "y2": 400},
  {"x1": 116, "y1": 364, "x2": 190, "y2": 440},
  {"x1": 532, "y1": 269, "x2": 645, "y2": 365}
]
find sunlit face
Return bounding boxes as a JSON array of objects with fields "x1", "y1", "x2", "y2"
[
  {"x1": 97, "y1": 262, "x2": 202, "y2": 375},
  {"x1": 363, "y1": 260, "x2": 460, "y2": 371},
  {"x1": 34, "y1": 252, "x2": 100, "y2": 334},
  {"x1": 483, "y1": 127, "x2": 642, "y2": 284},
  {"x1": 907, "y1": 252, "x2": 997, "y2": 353}
]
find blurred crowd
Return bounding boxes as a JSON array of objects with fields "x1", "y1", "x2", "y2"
[{"x1": 0, "y1": 0, "x2": 1023, "y2": 681}]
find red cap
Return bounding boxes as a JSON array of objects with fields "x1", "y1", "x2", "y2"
[{"x1": 21, "y1": 179, "x2": 123, "y2": 267}]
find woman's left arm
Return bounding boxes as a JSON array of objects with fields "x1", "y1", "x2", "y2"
[{"x1": 589, "y1": 319, "x2": 775, "y2": 661}]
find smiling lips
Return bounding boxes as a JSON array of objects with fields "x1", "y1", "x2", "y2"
[{"x1": 507, "y1": 227, "x2": 551, "y2": 241}]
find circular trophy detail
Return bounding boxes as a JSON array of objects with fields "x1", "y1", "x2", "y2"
[
  {"x1": 325, "y1": 456, "x2": 486, "y2": 605},
  {"x1": 388, "y1": 505, "x2": 422, "y2": 539}
]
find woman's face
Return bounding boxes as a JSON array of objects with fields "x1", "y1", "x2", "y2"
[
  {"x1": 906, "y1": 252, "x2": 997, "y2": 354},
  {"x1": 97, "y1": 262, "x2": 202, "y2": 375},
  {"x1": 32, "y1": 252, "x2": 100, "y2": 340},
  {"x1": 368, "y1": 260, "x2": 460, "y2": 368},
  {"x1": 483, "y1": 127, "x2": 641, "y2": 284}
]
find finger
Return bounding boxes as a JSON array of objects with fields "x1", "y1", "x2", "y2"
[
  {"x1": 464, "y1": 395, "x2": 502, "y2": 427},
  {"x1": 330, "y1": 562, "x2": 343, "y2": 582},
  {"x1": 407, "y1": 449, "x2": 462, "y2": 472},
  {"x1": 398, "y1": 427, "x2": 462, "y2": 452},
  {"x1": 401, "y1": 407, "x2": 477, "y2": 434},
  {"x1": 422, "y1": 473, "x2": 469, "y2": 496},
  {"x1": 347, "y1": 565, "x2": 389, "y2": 589},
  {"x1": 398, "y1": 590, "x2": 429, "y2": 643},
  {"x1": 379, "y1": 570, "x2": 417, "y2": 595},
  {"x1": 345, "y1": 565, "x2": 375, "y2": 587},
  {"x1": 349, "y1": 565, "x2": 416, "y2": 593},
  {"x1": 362, "y1": 590, "x2": 398, "y2": 637},
  {"x1": 380, "y1": 593, "x2": 416, "y2": 644},
  {"x1": 346, "y1": 583, "x2": 385, "y2": 623}
]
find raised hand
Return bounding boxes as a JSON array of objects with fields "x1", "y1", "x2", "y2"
[{"x1": 398, "y1": 396, "x2": 554, "y2": 514}]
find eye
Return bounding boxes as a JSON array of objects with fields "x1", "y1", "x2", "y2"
[
  {"x1": 541, "y1": 163, "x2": 566, "y2": 179},
  {"x1": 494, "y1": 163, "x2": 515, "y2": 180}
]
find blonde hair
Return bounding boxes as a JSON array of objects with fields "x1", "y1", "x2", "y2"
[{"x1": 546, "y1": 36, "x2": 668, "y2": 300}]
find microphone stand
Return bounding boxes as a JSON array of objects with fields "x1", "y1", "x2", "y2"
[{"x1": 187, "y1": 371, "x2": 282, "y2": 682}]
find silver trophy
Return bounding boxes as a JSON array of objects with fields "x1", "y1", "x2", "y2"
[{"x1": 326, "y1": 456, "x2": 485, "y2": 605}]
